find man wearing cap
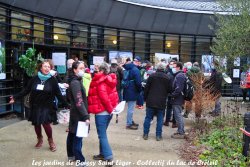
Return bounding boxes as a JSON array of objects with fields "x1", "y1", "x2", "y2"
[
  {"x1": 123, "y1": 56, "x2": 142, "y2": 130},
  {"x1": 143, "y1": 62, "x2": 172, "y2": 141}
]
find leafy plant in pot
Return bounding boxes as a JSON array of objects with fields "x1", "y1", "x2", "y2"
[
  {"x1": 19, "y1": 47, "x2": 44, "y2": 77},
  {"x1": 18, "y1": 47, "x2": 44, "y2": 110}
]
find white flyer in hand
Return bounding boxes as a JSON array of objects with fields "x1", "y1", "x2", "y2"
[
  {"x1": 112, "y1": 101, "x2": 126, "y2": 114},
  {"x1": 76, "y1": 121, "x2": 89, "y2": 138}
]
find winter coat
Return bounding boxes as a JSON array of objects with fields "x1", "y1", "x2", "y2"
[
  {"x1": 166, "y1": 68, "x2": 174, "y2": 85},
  {"x1": 123, "y1": 63, "x2": 142, "y2": 101},
  {"x1": 68, "y1": 75, "x2": 90, "y2": 133},
  {"x1": 144, "y1": 70, "x2": 172, "y2": 109},
  {"x1": 82, "y1": 73, "x2": 92, "y2": 97},
  {"x1": 13, "y1": 76, "x2": 68, "y2": 125},
  {"x1": 88, "y1": 72, "x2": 119, "y2": 114},
  {"x1": 110, "y1": 63, "x2": 123, "y2": 91},
  {"x1": 206, "y1": 69, "x2": 223, "y2": 96},
  {"x1": 171, "y1": 71, "x2": 186, "y2": 105}
]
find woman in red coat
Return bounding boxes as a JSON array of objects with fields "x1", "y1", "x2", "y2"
[{"x1": 88, "y1": 62, "x2": 118, "y2": 166}]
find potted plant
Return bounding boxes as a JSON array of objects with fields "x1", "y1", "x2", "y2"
[
  {"x1": 19, "y1": 47, "x2": 44, "y2": 77},
  {"x1": 18, "y1": 46, "x2": 44, "y2": 110}
]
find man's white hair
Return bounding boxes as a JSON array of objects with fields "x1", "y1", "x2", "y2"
[
  {"x1": 156, "y1": 62, "x2": 166, "y2": 70},
  {"x1": 67, "y1": 59, "x2": 74, "y2": 69}
]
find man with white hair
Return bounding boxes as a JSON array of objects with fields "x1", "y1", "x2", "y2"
[
  {"x1": 143, "y1": 62, "x2": 172, "y2": 141},
  {"x1": 67, "y1": 59, "x2": 75, "y2": 69},
  {"x1": 110, "y1": 59, "x2": 123, "y2": 101}
]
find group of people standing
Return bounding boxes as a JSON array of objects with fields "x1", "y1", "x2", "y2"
[
  {"x1": 10, "y1": 59, "x2": 118, "y2": 167},
  {"x1": 9, "y1": 55, "x2": 225, "y2": 167}
]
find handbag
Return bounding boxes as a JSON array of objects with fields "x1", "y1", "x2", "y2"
[
  {"x1": 24, "y1": 93, "x2": 31, "y2": 108},
  {"x1": 57, "y1": 109, "x2": 70, "y2": 124}
]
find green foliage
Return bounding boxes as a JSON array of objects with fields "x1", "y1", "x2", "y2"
[
  {"x1": 198, "y1": 116, "x2": 250, "y2": 166},
  {"x1": 19, "y1": 47, "x2": 44, "y2": 77},
  {"x1": 0, "y1": 47, "x2": 5, "y2": 72},
  {"x1": 211, "y1": 0, "x2": 250, "y2": 62}
]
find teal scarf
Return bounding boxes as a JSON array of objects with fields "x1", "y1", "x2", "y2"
[{"x1": 38, "y1": 71, "x2": 52, "y2": 81}]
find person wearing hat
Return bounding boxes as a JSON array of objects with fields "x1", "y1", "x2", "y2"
[{"x1": 123, "y1": 56, "x2": 142, "y2": 130}]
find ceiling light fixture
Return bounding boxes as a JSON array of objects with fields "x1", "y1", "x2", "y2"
[
  {"x1": 112, "y1": 40, "x2": 117, "y2": 45},
  {"x1": 54, "y1": 35, "x2": 59, "y2": 40},
  {"x1": 166, "y1": 42, "x2": 171, "y2": 48}
]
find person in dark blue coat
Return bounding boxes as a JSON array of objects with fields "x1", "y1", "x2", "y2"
[
  {"x1": 170, "y1": 62, "x2": 186, "y2": 139},
  {"x1": 123, "y1": 56, "x2": 142, "y2": 130}
]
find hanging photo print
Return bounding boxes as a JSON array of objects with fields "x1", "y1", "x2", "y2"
[{"x1": 0, "y1": 40, "x2": 6, "y2": 80}]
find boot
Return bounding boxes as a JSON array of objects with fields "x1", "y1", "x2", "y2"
[
  {"x1": 48, "y1": 138, "x2": 56, "y2": 152},
  {"x1": 35, "y1": 136, "x2": 43, "y2": 149}
]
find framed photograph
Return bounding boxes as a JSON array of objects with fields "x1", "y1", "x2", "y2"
[{"x1": 109, "y1": 51, "x2": 133, "y2": 64}]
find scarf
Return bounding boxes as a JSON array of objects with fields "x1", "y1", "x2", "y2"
[{"x1": 38, "y1": 71, "x2": 52, "y2": 81}]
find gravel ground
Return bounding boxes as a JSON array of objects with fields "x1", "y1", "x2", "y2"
[{"x1": 0, "y1": 106, "x2": 189, "y2": 167}]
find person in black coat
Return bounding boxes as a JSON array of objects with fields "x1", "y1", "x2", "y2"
[
  {"x1": 9, "y1": 60, "x2": 68, "y2": 152},
  {"x1": 66, "y1": 61, "x2": 90, "y2": 164},
  {"x1": 110, "y1": 59, "x2": 123, "y2": 101},
  {"x1": 164, "y1": 60, "x2": 177, "y2": 127},
  {"x1": 207, "y1": 68, "x2": 223, "y2": 116},
  {"x1": 143, "y1": 62, "x2": 172, "y2": 141},
  {"x1": 170, "y1": 62, "x2": 186, "y2": 139}
]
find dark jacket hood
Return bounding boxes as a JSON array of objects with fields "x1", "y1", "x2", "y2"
[
  {"x1": 123, "y1": 63, "x2": 137, "y2": 70},
  {"x1": 68, "y1": 74, "x2": 82, "y2": 83},
  {"x1": 174, "y1": 70, "x2": 184, "y2": 77}
]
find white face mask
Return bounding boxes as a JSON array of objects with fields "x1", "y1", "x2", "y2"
[
  {"x1": 172, "y1": 68, "x2": 177, "y2": 74},
  {"x1": 77, "y1": 70, "x2": 85, "y2": 77},
  {"x1": 50, "y1": 70, "x2": 57, "y2": 76},
  {"x1": 187, "y1": 65, "x2": 192, "y2": 70}
]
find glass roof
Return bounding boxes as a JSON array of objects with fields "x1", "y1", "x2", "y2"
[{"x1": 117, "y1": 0, "x2": 224, "y2": 14}]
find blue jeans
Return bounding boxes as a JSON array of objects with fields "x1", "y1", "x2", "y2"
[
  {"x1": 136, "y1": 91, "x2": 144, "y2": 106},
  {"x1": 143, "y1": 107, "x2": 164, "y2": 137},
  {"x1": 127, "y1": 101, "x2": 136, "y2": 126},
  {"x1": 172, "y1": 105, "x2": 185, "y2": 135},
  {"x1": 66, "y1": 132, "x2": 85, "y2": 162},
  {"x1": 95, "y1": 114, "x2": 113, "y2": 160}
]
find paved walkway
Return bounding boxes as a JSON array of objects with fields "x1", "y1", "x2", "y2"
[{"x1": 0, "y1": 106, "x2": 190, "y2": 167}]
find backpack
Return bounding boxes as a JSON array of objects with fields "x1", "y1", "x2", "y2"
[
  {"x1": 121, "y1": 70, "x2": 131, "y2": 88},
  {"x1": 183, "y1": 75, "x2": 194, "y2": 101}
]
